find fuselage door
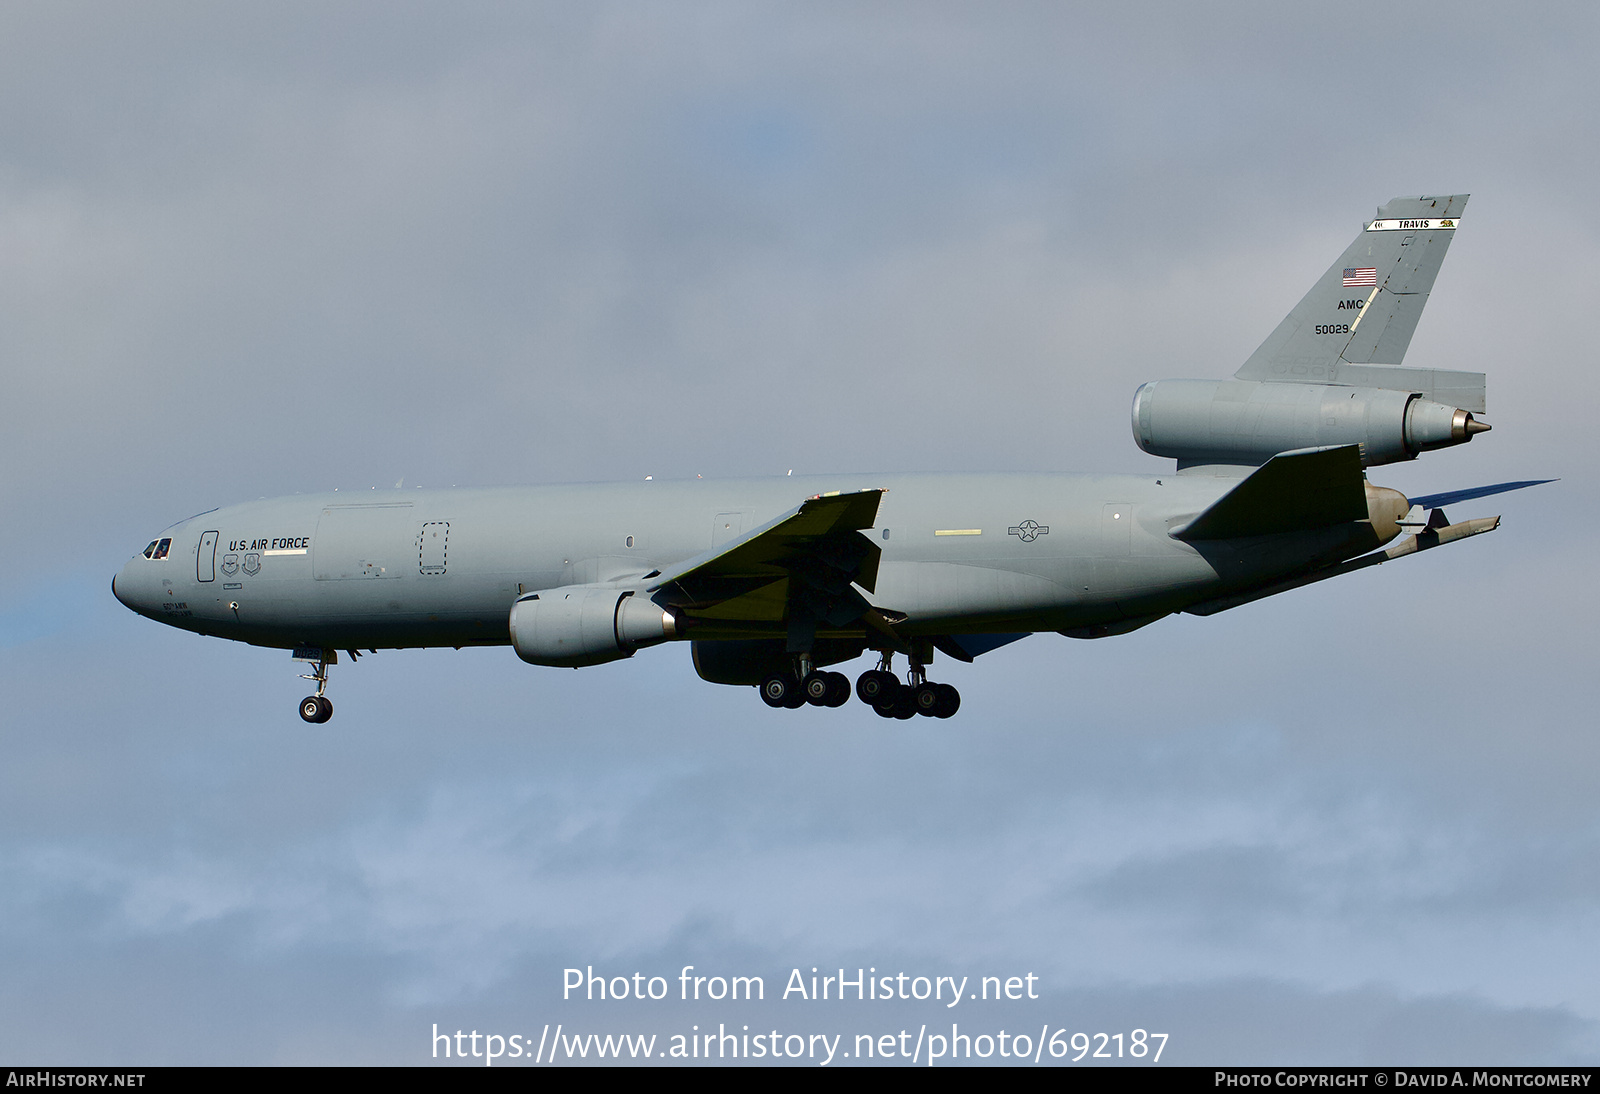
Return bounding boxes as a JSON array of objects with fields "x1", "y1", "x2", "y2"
[
  {"x1": 197, "y1": 531, "x2": 219, "y2": 583},
  {"x1": 1100, "y1": 504, "x2": 1132, "y2": 555},
  {"x1": 314, "y1": 504, "x2": 414, "y2": 579},
  {"x1": 1092, "y1": 503, "x2": 1134, "y2": 600},
  {"x1": 420, "y1": 522, "x2": 449, "y2": 574}
]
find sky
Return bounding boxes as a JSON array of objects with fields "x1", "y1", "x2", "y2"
[{"x1": 2, "y1": 0, "x2": 1597, "y2": 1066}]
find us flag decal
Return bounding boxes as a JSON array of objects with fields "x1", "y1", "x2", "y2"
[{"x1": 1342, "y1": 267, "x2": 1378, "y2": 287}]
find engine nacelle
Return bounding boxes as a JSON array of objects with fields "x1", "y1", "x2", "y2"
[
  {"x1": 1131, "y1": 379, "x2": 1488, "y2": 467},
  {"x1": 509, "y1": 585, "x2": 679, "y2": 668}
]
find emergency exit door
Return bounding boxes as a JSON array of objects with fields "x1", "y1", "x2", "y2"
[
  {"x1": 197, "y1": 531, "x2": 219, "y2": 583},
  {"x1": 419, "y1": 522, "x2": 449, "y2": 575}
]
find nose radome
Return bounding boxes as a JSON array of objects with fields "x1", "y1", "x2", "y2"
[{"x1": 112, "y1": 563, "x2": 135, "y2": 610}]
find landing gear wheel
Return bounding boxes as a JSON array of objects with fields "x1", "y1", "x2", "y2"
[
  {"x1": 933, "y1": 683, "x2": 960, "y2": 719},
  {"x1": 803, "y1": 671, "x2": 833, "y2": 706},
  {"x1": 824, "y1": 671, "x2": 852, "y2": 707},
  {"x1": 295, "y1": 652, "x2": 336, "y2": 723},
  {"x1": 760, "y1": 674, "x2": 796, "y2": 708},
  {"x1": 913, "y1": 683, "x2": 943, "y2": 717},
  {"x1": 879, "y1": 689, "x2": 916, "y2": 720},
  {"x1": 856, "y1": 670, "x2": 898, "y2": 706}
]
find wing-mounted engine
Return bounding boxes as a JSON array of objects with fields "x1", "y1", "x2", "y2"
[
  {"x1": 1132, "y1": 379, "x2": 1488, "y2": 468},
  {"x1": 509, "y1": 585, "x2": 679, "y2": 668}
]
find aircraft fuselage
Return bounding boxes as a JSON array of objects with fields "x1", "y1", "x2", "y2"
[{"x1": 112, "y1": 470, "x2": 1389, "y2": 653}]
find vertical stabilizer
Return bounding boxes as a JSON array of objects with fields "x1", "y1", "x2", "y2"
[{"x1": 1235, "y1": 195, "x2": 1477, "y2": 408}]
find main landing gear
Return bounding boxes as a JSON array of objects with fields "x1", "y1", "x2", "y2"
[
  {"x1": 297, "y1": 649, "x2": 336, "y2": 724},
  {"x1": 757, "y1": 651, "x2": 961, "y2": 719},
  {"x1": 859, "y1": 651, "x2": 960, "y2": 720},
  {"x1": 759, "y1": 666, "x2": 851, "y2": 709}
]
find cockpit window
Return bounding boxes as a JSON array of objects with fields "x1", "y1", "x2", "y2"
[
  {"x1": 149, "y1": 538, "x2": 172, "y2": 560},
  {"x1": 142, "y1": 541, "x2": 158, "y2": 559}
]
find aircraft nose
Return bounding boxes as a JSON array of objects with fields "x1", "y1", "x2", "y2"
[{"x1": 112, "y1": 561, "x2": 137, "y2": 611}]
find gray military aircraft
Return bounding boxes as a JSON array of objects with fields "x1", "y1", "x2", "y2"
[{"x1": 114, "y1": 194, "x2": 1547, "y2": 723}]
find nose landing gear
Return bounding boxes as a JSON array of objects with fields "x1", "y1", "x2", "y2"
[{"x1": 295, "y1": 648, "x2": 336, "y2": 723}]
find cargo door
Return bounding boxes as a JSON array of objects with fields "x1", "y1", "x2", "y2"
[{"x1": 313, "y1": 504, "x2": 414, "y2": 580}]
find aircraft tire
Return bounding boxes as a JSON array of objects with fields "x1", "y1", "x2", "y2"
[
  {"x1": 874, "y1": 688, "x2": 915, "y2": 719},
  {"x1": 316, "y1": 697, "x2": 334, "y2": 723},
  {"x1": 933, "y1": 683, "x2": 960, "y2": 719},
  {"x1": 824, "y1": 672, "x2": 852, "y2": 707},
  {"x1": 912, "y1": 683, "x2": 942, "y2": 717},
  {"x1": 803, "y1": 671, "x2": 832, "y2": 706},
  {"x1": 759, "y1": 674, "x2": 794, "y2": 708},
  {"x1": 856, "y1": 670, "x2": 897, "y2": 705},
  {"x1": 300, "y1": 696, "x2": 323, "y2": 723}
]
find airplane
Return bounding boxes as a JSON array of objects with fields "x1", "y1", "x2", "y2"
[{"x1": 113, "y1": 194, "x2": 1549, "y2": 723}]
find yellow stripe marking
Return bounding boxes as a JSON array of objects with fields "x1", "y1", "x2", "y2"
[
  {"x1": 1347, "y1": 285, "x2": 1381, "y2": 334},
  {"x1": 934, "y1": 529, "x2": 982, "y2": 536},
  {"x1": 262, "y1": 548, "x2": 307, "y2": 556}
]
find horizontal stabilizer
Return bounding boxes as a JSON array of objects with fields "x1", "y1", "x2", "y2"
[
  {"x1": 1409, "y1": 479, "x2": 1555, "y2": 510},
  {"x1": 1183, "y1": 514, "x2": 1501, "y2": 617},
  {"x1": 1172, "y1": 445, "x2": 1367, "y2": 540}
]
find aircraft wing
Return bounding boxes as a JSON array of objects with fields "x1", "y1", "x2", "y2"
[{"x1": 648, "y1": 488, "x2": 886, "y2": 649}]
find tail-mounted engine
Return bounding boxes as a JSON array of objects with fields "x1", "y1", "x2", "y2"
[
  {"x1": 1131, "y1": 379, "x2": 1489, "y2": 468},
  {"x1": 509, "y1": 585, "x2": 679, "y2": 668}
]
